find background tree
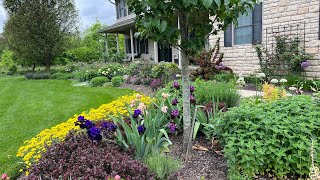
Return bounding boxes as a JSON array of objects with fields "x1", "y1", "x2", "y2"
[
  {"x1": 3, "y1": 0, "x2": 78, "y2": 70},
  {"x1": 126, "y1": 0, "x2": 258, "y2": 158}
]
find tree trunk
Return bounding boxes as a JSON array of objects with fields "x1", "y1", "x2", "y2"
[
  {"x1": 32, "y1": 63, "x2": 36, "y2": 72},
  {"x1": 179, "y1": 11, "x2": 192, "y2": 158},
  {"x1": 45, "y1": 60, "x2": 51, "y2": 71}
]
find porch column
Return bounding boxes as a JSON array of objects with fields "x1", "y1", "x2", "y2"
[
  {"x1": 116, "y1": 32, "x2": 120, "y2": 54},
  {"x1": 130, "y1": 28, "x2": 135, "y2": 61},
  {"x1": 105, "y1": 33, "x2": 109, "y2": 57},
  {"x1": 177, "y1": 16, "x2": 182, "y2": 69},
  {"x1": 154, "y1": 41, "x2": 159, "y2": 63}
]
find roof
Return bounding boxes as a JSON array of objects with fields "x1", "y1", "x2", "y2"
[{"x1": 98, "y1": 17, "x2": 135, "y2": 34}]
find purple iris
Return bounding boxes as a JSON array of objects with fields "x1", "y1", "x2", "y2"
[
  {"x1": 173, "y1": 81, "x2": 180, "y2": 89},
  {"x1": 108, "y1": 123, "x2": 118, "y2": 132},
  {"x1": 190, "y1": 94, "x2": 196, "y2": 103},
  {"x1": 102, "y1": 121, "x2": 109, "y2": 129},
  {"x1": 301, "y1": 61, "x2": 310, "y2": 69},
  {"x1": 78, "y1": 116, "x2": 85, "y2": 122},
  {"x1": 172, "y1": 98, "x2": 179, "y2": 106},
  {"x1": 137, "y1": 125, "x2": 145, "y2": 134},
  {"x1": 171, "y1": 109, "x2": 179, "y2": 118},
  {"x1": 84, "y1": 120, "x2": 95, "y2": 129},
  {"x1": 168, "y1": 122, "x2": 177, "y2": 133},
  {"x1": 133, "y1": 109, "x2": 142, "y2": 118},
  {"x1": 190, "y1": 86, "x2": 195, "y2": 92},
  {"x1": 88, "y1": 126, "x2": 102, "y2": 141}
]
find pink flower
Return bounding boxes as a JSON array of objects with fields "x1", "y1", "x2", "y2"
[
  {"x1": 115, "y1": 175, "x2": 121, "y2": 180},
  {"x1": 138, "y1": 103, "x2": 146, "y2": 112},
  {"x1": 136, "y1": 93, "x2": 142, "y2": 100},
  {"x1": 130, "y1": 100, "x2": 135, "y2": 108},
  {"x1": 161, "y1": 106, "x2": 168, "y2": 113},
  {"x1": 161, "y1": 93, "x2": 170, "y2": 99},
  {"x1": 1, "y1": 174, "x2": 7, "y2": 180}
]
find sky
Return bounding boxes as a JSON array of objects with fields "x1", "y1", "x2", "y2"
[{"x1": 0, "y1": 0, "x2": 116, "y2": 33}]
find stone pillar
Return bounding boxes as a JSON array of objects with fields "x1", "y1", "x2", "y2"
[
  {"x1": 154, "y1": 41, "x2": 159, "y2": 63},
  {"x1": 116, "y1": 32, "x2": 120, "y2": 54},
  {"x1": 130, "y1": 28, "x2": 134, "y2": 61}
]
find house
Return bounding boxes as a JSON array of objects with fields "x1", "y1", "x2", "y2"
[
  {"x1": 209, "y1": 0, "x2": 320, "y2": 78},
  {"x1": 98, "y1": 0, "x2": 181, "y2": 66}
]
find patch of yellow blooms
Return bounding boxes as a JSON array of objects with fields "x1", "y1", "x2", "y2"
[
  {"x1": 17, "y1": 93, "x2": 152, "y2": 174},
  {"x1": 262, "y1": 82, "x2": 286, "y2": 101}
]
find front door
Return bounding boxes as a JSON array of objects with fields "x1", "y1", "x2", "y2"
[{"x1": 158, "y1": 45, "x2": 172, "y2": 62}]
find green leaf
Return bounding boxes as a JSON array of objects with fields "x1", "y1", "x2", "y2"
[
  {"x1": 193, "y1": 122, "x2": 201, "y2": 139},
  {"x1": 201, "y1": 0, "x2": 213, "y2": 8}
]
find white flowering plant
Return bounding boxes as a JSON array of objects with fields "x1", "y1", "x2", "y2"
[{"x1": 99, "y1": 63, "x2": 127, "y2": 80}]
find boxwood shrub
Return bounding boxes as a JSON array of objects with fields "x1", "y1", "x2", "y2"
[
  {"x1": 212, "y1": 96, "x2": 320, "y2": 179},
  {"x1": 90, "y1": 77, "x2": 109, "y2": 87}
]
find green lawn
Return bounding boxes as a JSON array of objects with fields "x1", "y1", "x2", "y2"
[{"x1": 0, "y1": 77, "x2": 132, "y2": 177}]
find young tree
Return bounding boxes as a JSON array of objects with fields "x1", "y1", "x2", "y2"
[
  {"x1": 126, "y1": 0, "x2": 258, "y2": 158},
  {"x1": 3, "y1": 0, "x2": 78, "y2": 70}
]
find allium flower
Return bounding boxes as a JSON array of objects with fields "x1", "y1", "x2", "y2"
[
  {"x1": 257, "y1": 73, "x2": 266, "y2": 78},
  {"x1": 77, "y1": 116, "x2": 85, "y2": 122},
  {"x1": 173, "y1": 81, "x2": 180, "y2": 89},
  {"x1": 161, "y1": 93, "x2": 170, "y2": 99},
  {"x1": 215, "y1": 62, "x2": 225, "y2": 70},
  {"x1": 168, "y1": 122, "x2": 177, "y2": 133},
  {"x1": 279, "y1": 79, "x2": 288, "y2": 83},
  {"x1": 236, "y1": 77, "x2": 246, "y2": 86},
  {"x1": 137, "y1": 125, "x2": 145, "y2": 134},
  {"x1": 161, "y1": 106, "x2": 168, "y2": 113},
  {"x1": 270, "y1": 79, "x2": 279, "y2": 84},
  {"x1": 172, "y1": 98, "x2": 179, "y2": 106},
  {"x1": 190, "y1": 94, "x2": 196, "y2": 103},
  {"x1": 301, "y1": 61, "x2": 310, "y2": 69},
  {"x1": 289, "y1": 87, "x2": 297, "y2": 91},
  {"x1": 176, "y1": 74, "x2": 182, "y2": 78},
  {"x1": 88, "y1": 126, "x2": 102, "y2": 141},
  {"x1": 190, "y1": 86, "x2": 195, "y2": 92},
  {"x1": 115, "y1": 175, "x2": 121, "y2": 180},
  {"x1": 171, "y1": 109, "x2": 179, "y2": 118}
]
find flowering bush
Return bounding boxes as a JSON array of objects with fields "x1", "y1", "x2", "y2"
[
  {"x1": 151, "y1": 62, "x2": 180, "y2": 84},
  {"x1": 99, "y1": 63, "x2": 127, "y2": 80},
  {"x1": 27, "y1": 132, "x2": 154, "y2": 179},
  {"x1": 17, "y1": 93, "x2": 152, "y2": 175}
]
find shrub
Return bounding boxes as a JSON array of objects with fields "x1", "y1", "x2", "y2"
[
  {"x1": 193, "y1": 79, "x2": 240, "y2": 108},
  {"x1": 111, "y1": 76, "x2": 124, "y2": 87},
  {"x1": 49, "y1": 72, "x2": 73, "y2": 80},
  {"x1": 128, "y1": 60, "x2": 154, "y2": 78},
  {"x1": 151, "y1": 62, "x2": 180, "y2": 83},
  {"x1": 74, "y1": 69, "x2": 99, "y2": 82},
  {"x1": 213, "y1": 72, "x2": 236, "y2": 82},
  {"x1": 212, "y1": 96, "x2": 320, "y2": 178},
  {"x1": 28, "y1": 132, "x2": 154, "y2": 179},
  {"x1": 99, "y1": 63, "x2": 127, "y2": 80},
  {"x1": 25, "y1": 72, "x2": 51, "y2": 80},
  {"x1": 144, "y1": 153, "x2": 181, "y2": 179},
  {"x1": 90, "y1": 77, "x2": 109, "y2": 87}
]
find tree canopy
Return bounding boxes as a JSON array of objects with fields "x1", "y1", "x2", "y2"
[
  {"x1": 126, "y1": 0, "x2": 258, "y2": 156},
  {"x1": 3, "y1": 0, "x2": 78, "y2": 70}
]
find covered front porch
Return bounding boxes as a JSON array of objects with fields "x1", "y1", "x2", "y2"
[{"x1": 98, "y1": 17, "x2": 181, "y2": 66}]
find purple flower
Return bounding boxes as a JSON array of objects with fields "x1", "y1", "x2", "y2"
[
  {"x1": 102, "y1": 121, "x2": 109, "y2": 129},
  {"x1": 150, "y1": 79, "x2": 162, "y2": 89},
  {"x1": 88, "y1": 126, "x2": 102, "y2": 141},
  {"x1": 190, "y1": 94, "x2": 196, "y2": 103},
  {"x1": 171, "y1": 109, "x2": 179, "y2": 118},
  {"x1": 190, "y1": 86, "x2": 195, "y2": 92},
  {"x1": 168, "y1": 122, "x2": 177, "y2": 133},
  {"x1": 172, "y1": 98, "x2": 179, "y2": 106},
  {"x1": 84, "y1": 120, "x2": 95, "y2": 129},
  {"x1": 77, "y1": 116, "x2": 85, "y2": 122},
  {"x1": 137, "y1": 125, "x2": 145, "y2": 134},
  {"x1": 133, "y1": 109, "x2": 142, "y2": 118},
  {"x1": 301, "y1": 61, "x2": 310, "y2": 69},
  {"x1": 173, "y1": 81, "x2": 180, "y2": 89},
  {"x1": 108, "y1": 123, "x2": 118, "y2": 132}
]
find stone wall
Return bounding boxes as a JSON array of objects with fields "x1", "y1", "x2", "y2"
[{"x1": 209, "y1": 0, "x2": 320, "y2": 78}]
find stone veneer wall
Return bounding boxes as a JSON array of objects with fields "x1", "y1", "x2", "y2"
[{"x1": 209, "y1": 0, "x2": 320, "y2": 78}]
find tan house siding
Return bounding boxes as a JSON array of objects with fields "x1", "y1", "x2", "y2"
[{"x1": 209, "y1": 0, "x2": 320, "y2": 78}]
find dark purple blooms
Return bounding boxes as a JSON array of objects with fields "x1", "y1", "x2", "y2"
[
  {"x1": 150, "y1": 79, "x2": 162, "y2": 90},
  {"x1": 78, "y1": 116, "x2": 85, "y2": 122},
  {"x1": 102, "y1": 121, "x2": 118, "y2": 132},
  {"x1": 190, "y1": 86, "x2": 195, "y2": 93},
  {"x1": 133, "y1": 109, "x2": 142, "y2": 118},
  {"x1": 88, "y1": 126, "x2": 102, "y2": 141},
  {"x1": 168, "y1": 122, "x2": 177, "y2": 133},
  {"x1": 137, "y1": 125, "x2": 145, "y2": 134},
  {"x1": 171, "y1": 109, "x2": 179, "y2": 118},
  {"x1": 215, "y1": 63, "x2": 225, "y2": 70},
  {"x1": 84, "y1": 120, "x2": 94, "y2": 129},
  {"x1": 172, "y1": 98, "x2": 179, "y2": 106},
  {"x1": 173, "y1": 81, "x2": 180, "y2": 89},
  {"x1": 301, "y1": 61, "x2": 310, "y2": 69}
]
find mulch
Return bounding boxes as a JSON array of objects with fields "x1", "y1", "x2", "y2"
[
  {"x1": 168, "y1": 134, "x2": 228, "y2": 180},
  {"x1": 119, "y1": 84, "x2": 156, "y2": 96}
]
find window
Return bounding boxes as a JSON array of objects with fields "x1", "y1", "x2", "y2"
[
  {"x1": 117, "y1": 0, "x2": 127, "y2": 19},
  {"x1": 125, "y1": 38, "x2": 149, "y2": 54},
  {"x1": 224, "y1": 3, "x2": 262, "y2": 47}
]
